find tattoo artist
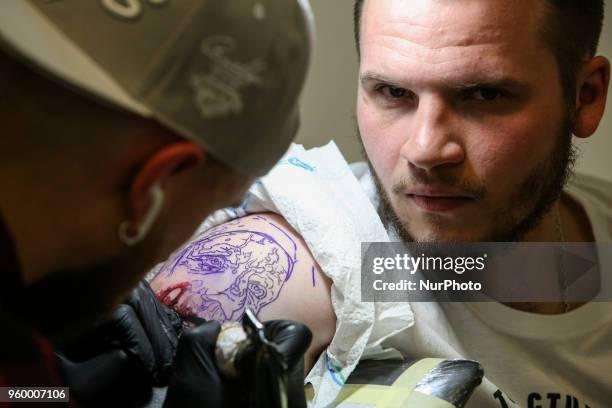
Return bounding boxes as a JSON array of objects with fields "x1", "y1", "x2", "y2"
[{"x1": 0, "y1": 0, "x2": 314, "y2": 406}]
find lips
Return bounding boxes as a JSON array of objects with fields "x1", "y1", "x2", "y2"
[{"x1": 407, "y1": 191, "x2": 474, "y2": 212}]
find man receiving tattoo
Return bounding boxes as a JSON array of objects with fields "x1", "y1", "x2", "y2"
[
  {"x1": 0, "y1": 1, "x2": 314, "y2": 406},
  {"x1": 150, "y1": 0, "x2": 612, "y2": 407}
]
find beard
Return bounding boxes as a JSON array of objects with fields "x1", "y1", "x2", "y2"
[
  {"x1": 16, "y1": 237, "x2": 167, "y2": 345},
  {"x1": 18, "y1": 258, "x2": 139, "y2": 344},
  {"x1": 363, "y1": 117, "x2": 577, "y2": 243},
  {"x1": 13, "y1": 209, "x2": 194, "y2": 345}
]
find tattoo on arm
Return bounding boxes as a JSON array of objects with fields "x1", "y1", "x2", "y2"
[{"x1": 155, "y1": 216, "x2": 298, "y2": 323}]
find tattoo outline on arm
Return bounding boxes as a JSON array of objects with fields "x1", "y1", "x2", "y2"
[{"x1": 155, "y1": 216, "x2": 298, "y2": 323}]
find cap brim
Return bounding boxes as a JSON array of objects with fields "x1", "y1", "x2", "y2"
[{"x1": 0, "y1": 0, "x2": 151, "y2": 117}]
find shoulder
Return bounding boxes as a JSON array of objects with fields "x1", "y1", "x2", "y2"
[
  {"x1": 566, "y1": 173, "x2": 612, "y2": 240},
  {"x1": 568, "y1": 173, "x2": 612, "y2": 206},
  {"x1": 566, "y1": 174, "x2": 612, "y2": 217},
  {"x1": 149, "y1": 212, "x2": 336, "y2": 370}
]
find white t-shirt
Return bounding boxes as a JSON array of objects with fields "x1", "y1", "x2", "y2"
[{"x1": 356, "y1": 168, "x2": 612, "y2": 408}]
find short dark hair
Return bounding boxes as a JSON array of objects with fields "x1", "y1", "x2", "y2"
[{"x1": 353, "y1": 0, "x2": 605, "y2": 105}]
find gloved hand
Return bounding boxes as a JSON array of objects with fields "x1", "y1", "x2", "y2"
[
  {"x1": 112, "y1": 280, "x2": 183, "y2": 384},
  {"x1": 57, "y1": 347, "x2": 153, "y2": 407},
  {"x1": 163, "y1": 319, "x2": 312, "y2": 408},
  {"x1": 57, "y1": 280, "x2": 183, "y2": 407}
]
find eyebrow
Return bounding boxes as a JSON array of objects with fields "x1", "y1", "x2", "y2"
[
  {"x1": 360, "y1": 71, "x2": 530, "y2": 91},
  {"x1": 360, "y1": 72, "x2": 396, "y2": 86},
  {"x1": 448, "y1": 78, "x2": 529, "y2": 92}
]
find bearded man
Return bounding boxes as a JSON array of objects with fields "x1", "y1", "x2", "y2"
[{"x1": 149, "y1": 0, "x2": 612, "y2": 406}]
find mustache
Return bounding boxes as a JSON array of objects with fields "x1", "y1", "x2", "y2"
[{"x1": 391, "y1": 170, "x2": 487, "y2": 200}]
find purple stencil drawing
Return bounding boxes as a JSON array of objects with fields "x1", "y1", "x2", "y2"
[{"x1": 156, "y1": 217, "x2": 298, "y2": 324}]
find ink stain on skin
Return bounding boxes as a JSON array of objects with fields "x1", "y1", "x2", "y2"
[
  {"x1": 312, "y1": 265, "x2": 316, "y2": 287},
  {"x1": 155, "y1": 217, "x2": 298, "y2": 323}
]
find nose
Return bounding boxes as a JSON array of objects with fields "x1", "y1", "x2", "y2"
[{"x1": 400, "y1": 95, "x2": 465, "y2": 171}]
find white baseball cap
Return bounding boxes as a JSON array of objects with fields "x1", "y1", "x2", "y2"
[{"x1": 0, "y1": 0, "x2": 315, "y2": 176}]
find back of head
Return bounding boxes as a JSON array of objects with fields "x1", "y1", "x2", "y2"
[
  {"x1": 0, "y1": 0, "x2": 315, "y2": 176},
  {"x1": 0, "y1": 0, "x2": 315, "y2": 338}
]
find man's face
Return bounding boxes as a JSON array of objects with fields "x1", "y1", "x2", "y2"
[{"x1": 357, "y1": 0, "x2": 575, "y2": 242}]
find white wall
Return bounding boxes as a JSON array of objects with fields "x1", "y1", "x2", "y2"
[{"x1": 296, "y1": 0, "x2": 611, "y2": 182}]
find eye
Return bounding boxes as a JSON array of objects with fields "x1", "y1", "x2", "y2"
[
  {"x1": 377, "y1": 85, "x2": 412, "y2": 99},
  {"x1": 471, "y1": 87, "x2": 505, "y2": 101}
]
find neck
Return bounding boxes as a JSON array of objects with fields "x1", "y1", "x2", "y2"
[
  {"x1": 503, "y1": 191, "x2": 596, "y2": 314},
  {"x1": 558, "y1": 191, "x2": 595, "y2": 242},
  {"x1": 519, "y1": 200, "x2": 563, "y2": 242},
  {"x1": 517, "y1": 191, "x2": 594, "y2": 243}
]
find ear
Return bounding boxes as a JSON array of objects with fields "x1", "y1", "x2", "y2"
[
  {"x1": 571, "y1": 56, "x2": 610, "y2": 138},
  {"x1": 123, "y1": 142, "x2": 205, "y2": 236}
]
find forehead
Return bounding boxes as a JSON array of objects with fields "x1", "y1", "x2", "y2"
[{"x1": 360, "y1": 0, "x2": 552, "y2": 83}]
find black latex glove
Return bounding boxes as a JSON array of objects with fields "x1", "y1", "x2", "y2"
[
  {"x1": 251, "y1": 320, "x2": 312, "y2": 408},
  {"x1": 57, "y1": 280, "x2": 183, "y2": 406},
  {"x1": 163, "y1": 319, "x2": 312, "y2": 408},
  {"x1": 56, "y1": 347, "x2": 152, "y2": 407},
  {"x1": 117, "y1": 280, "x2": 183, "y2": 383}
]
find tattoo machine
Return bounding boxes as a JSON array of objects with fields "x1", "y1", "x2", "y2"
[{"x1": 215, "y1": 308, "x2": 291, "y2": 408}]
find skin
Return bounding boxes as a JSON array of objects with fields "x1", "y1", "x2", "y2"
[{"x1": 357, "y1": 0, "x2": 608, "y2": 244}]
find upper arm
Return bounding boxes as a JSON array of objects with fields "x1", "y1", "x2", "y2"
[{"x1": 149, "y1": 212, "x2": 336, "y2": 371}]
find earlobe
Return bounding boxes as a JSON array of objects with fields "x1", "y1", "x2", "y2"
[
  {"x1": 120, "y1": 142, "x2": 205, "y2": 245},
  {"x1": 572, "y1": 56, "x2": 610, "y2": 138},
  {"x1": 119, "y1": 184, "x2": 165, "y2": 246}
]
